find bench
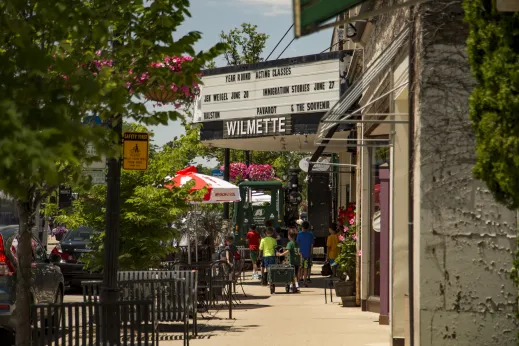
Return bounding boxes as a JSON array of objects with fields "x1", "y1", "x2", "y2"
[{"x1": 118, "y1": 270, "x2": 198, "y2": 336}]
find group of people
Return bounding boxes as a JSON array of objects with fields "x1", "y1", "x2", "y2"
[
  {"x1": 245, "y1": 220, "x2": 316, "y2": 292},
  {"x1": 219, "y1": 219, "x2": 342, "y2": 293}
]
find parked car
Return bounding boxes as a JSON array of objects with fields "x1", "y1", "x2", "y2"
[
  {"x1": 51, "y1": 226, "x2": 102, "y2": 288},
  {"x1": 0, "y1": 225, "x2": 64, "y2": 333}
]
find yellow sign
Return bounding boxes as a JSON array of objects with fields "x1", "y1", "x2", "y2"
[{"x1": 123, "y1": 132, "x2": 149, "y2": 171}]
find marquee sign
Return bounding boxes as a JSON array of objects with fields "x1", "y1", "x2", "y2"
[
  {"x1": 223, "y1": 116, "x2": 292, "y2": 138},
  {"x1": 194, "y1": 56, "x2": 341, "y2": 134}
]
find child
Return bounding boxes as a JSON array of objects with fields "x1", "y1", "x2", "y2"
[
  {"x1": 327, "y1": 223, "x2": 339, "y2": 277},
  {"x1": 246, "y1": 224, "x2": 261, "y2": 279},
  {"x1": 224, "y1": 235, "x2": 238, "y2": 266},
  {"x1": 296, "y1": 221, "x2": 314, "y2": 286},
  {"x1": 259, "y1": 227, "x2": 277, "y2": 286},
  {"x1": 276, "y1": 230, "x2": 301, "y2": 292}
]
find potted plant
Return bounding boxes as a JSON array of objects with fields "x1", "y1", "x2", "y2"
[
  {"x1": 334, "y1": 203, "x2": 358, "y2": 306},
  {"x1": 51, "y1": 225, "x2": 68, "y2": 242}
]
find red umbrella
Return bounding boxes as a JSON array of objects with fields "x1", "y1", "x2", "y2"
[
  {"x1": 165, "y1": 166, "x2": 241, "y2": 264},
  {"x1": 165, "y1": 166, "x2": 240, "y2": 203}
]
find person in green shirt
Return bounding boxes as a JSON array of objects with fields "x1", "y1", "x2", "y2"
[
  {"x1": 277, "y1": 230, "x2": 301, "y2": 292},
  {"x1": 259, "y1": 227, "x2": 277, "y2": 285}
]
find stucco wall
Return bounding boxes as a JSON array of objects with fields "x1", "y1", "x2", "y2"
[{"x1": 414, "y1": 1, "x2": 518, "y2": 345}]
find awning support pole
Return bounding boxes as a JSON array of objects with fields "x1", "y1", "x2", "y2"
[
  {"x1": 308, "y1": 162, "x2": 357, "y2": 167},
  {"x1": 323, "y1": 119, "x2": 408, "y2": 124}
]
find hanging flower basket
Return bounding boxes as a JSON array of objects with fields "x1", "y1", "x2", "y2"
[
  {"x1": 131, "y1": 56, "x2": 200, "y2": 106},
  {"x1": 144, "y1": 88, "x2": 180, "y2": 103}
]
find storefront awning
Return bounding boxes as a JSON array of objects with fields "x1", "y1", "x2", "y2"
[{"x1": 314, "y1": 27, "x2": 409, "y2": 145}]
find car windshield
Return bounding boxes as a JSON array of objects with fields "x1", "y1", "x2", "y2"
[{"x1": 63, "y1": 227, "x2": 93, "y2": 242}]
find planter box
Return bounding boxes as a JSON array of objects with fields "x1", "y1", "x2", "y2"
[
  {"x1": 341, "y1": 296, "x2": 356, "y2": 307},
  {"x1": 335, "y1": 280, "x2": 354, "y2": 297}
]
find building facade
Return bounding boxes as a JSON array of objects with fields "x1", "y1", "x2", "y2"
[{"x1": 315, "y1": 1, "x2": 518, "y2": 345}]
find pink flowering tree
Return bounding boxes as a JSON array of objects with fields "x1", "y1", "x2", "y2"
[{"x1": 335, "y1": 205, "x2": 358, "y2": 281}]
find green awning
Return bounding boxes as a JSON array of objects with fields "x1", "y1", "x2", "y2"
[{"x1": 293, "y1": 0, "x2": 368, "y2": 37}]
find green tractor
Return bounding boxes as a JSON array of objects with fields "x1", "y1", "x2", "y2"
[{"x1": 232, "y1": 180, "x2": 285, "y2": 245}]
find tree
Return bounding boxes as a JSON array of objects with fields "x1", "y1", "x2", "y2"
[
  {"x1": 55, "y1": 135, "x2": 197, "y2": 271},
  {"x1": 220, "y1": 23, "x2": 269, "y2": 65},
  {"x1": 464, "y1": 2, "x2": 519, "y2": 209},
  {"x1": 0, "y1": 1, "x2": 223, "y2": 344}
]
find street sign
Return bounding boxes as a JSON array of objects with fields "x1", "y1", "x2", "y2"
[
  {"x1": 84, "y1": 144, "x2": 106, "y2": 170},
  {"x1": 293, "y1": 0, "x2": 367, "y2": 38},
  {"x1": 123, "y1": 132, "x2": 149, "y2": 171},
  {"x1": 212, "y1": 169, "x2": 224, "y2": 177},
  {"x1": 84, "y1": 170, "x2": 106, "y2": 185},
  {"x1": 82, "y1": 115, "x2": 103, "y2": 125},
  {"x1": 58, "y1": 186, "x2": 72, "y2": 209}
]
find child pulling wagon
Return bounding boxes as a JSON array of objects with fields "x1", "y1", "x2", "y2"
[{"x1": 275, "y1": 230, "x2": 301, "y2": 293}]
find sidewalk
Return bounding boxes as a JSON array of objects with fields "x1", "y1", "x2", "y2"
[{"x1": 162, "y1": 274, "x2": 389, "y2": 346}]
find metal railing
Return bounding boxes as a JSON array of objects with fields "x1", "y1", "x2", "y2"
[{"x1": 31, "y1": 299, "x2": 157, "y2": 346}]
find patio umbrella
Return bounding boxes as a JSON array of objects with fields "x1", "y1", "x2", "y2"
[{"x1": 165, "y1": 166, "x2": 241, "y2": 264}]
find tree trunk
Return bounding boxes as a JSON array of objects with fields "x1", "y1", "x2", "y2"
[{"x1": 15, "y1": 199, "x2": 36, "y2": 346}]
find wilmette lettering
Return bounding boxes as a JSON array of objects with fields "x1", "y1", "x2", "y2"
[{"x1": 225, "y1": 117, "x2": 287, "y2": 137}]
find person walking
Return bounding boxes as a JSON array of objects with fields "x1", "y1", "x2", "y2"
[
  {"x1": 246, "y1": 224, "x2": 261, "y2": 279},
  {"x1": 259, "y1": 227, "x2": 277, "y2": 286},
  {"x1": 326, "y1": 223, "x2": 339, "y2": 277},
  {"x1": 296, "y1": 221, "x2": 314, "y2": 286}
]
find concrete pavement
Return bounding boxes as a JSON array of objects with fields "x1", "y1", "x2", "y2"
[{"x1": 161, "y1": 274, "x2": 389, "y2": 346}]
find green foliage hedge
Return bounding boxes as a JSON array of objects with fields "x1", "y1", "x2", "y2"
[{"x1": 465, "y1": 0, "x2": 519, "y2": 209}]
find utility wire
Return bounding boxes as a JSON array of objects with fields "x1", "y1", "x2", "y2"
[
  {"x1": 265, "y1": 24, "x2": 294, "y2": 61},
  {"x1": 276, "y1": 37, "x2": 295, "y2": 60},
  {"x1": 321, "y1": 40, "x2": 342, "y2": 54}
]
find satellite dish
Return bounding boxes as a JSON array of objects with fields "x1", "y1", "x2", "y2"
[
  {"x1": 299, "y1": 157, "x2": 311, "y2": 172},
  {"x1": 313, "y1": 157, "x2": 330, "y2": 172},
  {"x1": 299, "y1": 157, "x2": 330, "y2": 172}
]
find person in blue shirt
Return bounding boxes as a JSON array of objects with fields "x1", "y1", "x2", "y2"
[{"x1": 296, "y1": 221, "x2": 314, "y2": 286}]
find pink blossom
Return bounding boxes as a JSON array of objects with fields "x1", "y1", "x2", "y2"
[
  {"x1": 95, "y1": 50, "x2": 102, "y2": 56},
  {"x1": 357, "y1": 250, "x2": 362, "y2": 257},
  {"x1": 352, "y1": 234, "x2": 357, "y2": 241},
  {"x1": 344, "y1": 227, "x2": 349, "y2": 232},
  {"x1": 338, "y1": 235, "x2": 344, "y2": 242},
  {"x1": 349, "y1": 218, "x2": 355, "y2": 225}
]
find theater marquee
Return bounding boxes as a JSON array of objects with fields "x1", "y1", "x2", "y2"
[{"x1": 194, "y1": 53, "x2": 342, "y2": 139}]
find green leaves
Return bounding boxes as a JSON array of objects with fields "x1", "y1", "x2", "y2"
[
  {"x1": 220, "y1": 23, "x2": 269, "y2": 66},
  {"x1": 464, "y1": 1, "x2": 519, "y2": 209}
]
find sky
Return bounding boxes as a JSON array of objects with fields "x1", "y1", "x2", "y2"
[{"x1": 149, "y1": 0, "x2": 333, "y2": 149}]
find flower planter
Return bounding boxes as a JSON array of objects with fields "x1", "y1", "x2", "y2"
[
  {"x1": 144, "y1": 88, "x2": 179, "y2": 103},
  {"x1": 335, "y1": 281, "x2": 356, "y2": 307},
  {"x1": 335, "y1": 280, "x2": 354, "y2": 297},
  {"x1": 55, "y1": 233, "x2": 64, "y2": 242}
]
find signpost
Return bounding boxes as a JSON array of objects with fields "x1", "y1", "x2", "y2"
[
  {"x1": 84, "y1": 170, "x2": 106, "y2": 185},
  {"x1": 293, "y1": 0, "x2": 367, "y2": 38},
  {"x1": 122, "y1": 132, "x2": 149, "y2": 171},
  {"x1": 82, "y1": 116, "x2": 106, "y2": 184}
]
